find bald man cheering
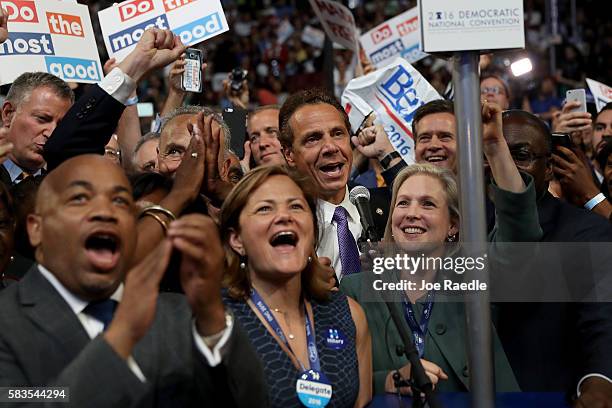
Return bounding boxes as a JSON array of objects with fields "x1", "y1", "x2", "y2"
[{"x1": 0, "y1": 155, "x2": 267, "y2": 407}]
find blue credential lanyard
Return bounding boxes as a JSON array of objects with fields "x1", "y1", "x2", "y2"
[
  {"x1": 402, "y1": 290, "x2": 435, "y2": 358},
  {"x1": 250, "y1": 288, "x2": 321, "y2": 372}
]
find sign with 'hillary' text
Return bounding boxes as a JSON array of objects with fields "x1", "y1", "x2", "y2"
[
  {"x1": 98, "y1": 0, "x2": 229, "y2": 61},
  {"x1": 0, "y1": 0, "x2": 103, "y2": 85}
]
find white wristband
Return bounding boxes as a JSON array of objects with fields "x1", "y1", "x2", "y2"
[{"x1": 584, "y1": 193, "x2": 606, "y2": 211}]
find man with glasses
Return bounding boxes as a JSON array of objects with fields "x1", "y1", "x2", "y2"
[
  {"x1": 496, "y1": 110, "x2": 612, "y2": 404},
  {"x1": 104, "y1": 135, "x2": 122, "y2": 166},
  {"x1": 480, "y1": 74, "x2": 510, "y2": 110},
  {"x1": 157, "y1": 106, "x2": 230, "y2": 176}
]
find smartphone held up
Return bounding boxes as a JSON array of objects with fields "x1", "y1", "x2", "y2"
[
  {"x1": 182, "y1": 48, "x2": 204, "y2": 93},
  {"x1": 566, "y1": 89, "x2": 587, "y2": 113}
]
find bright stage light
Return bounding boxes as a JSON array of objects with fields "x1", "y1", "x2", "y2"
[{"x1": 510, "y1": 58, "x2": 533, "y2": 77}]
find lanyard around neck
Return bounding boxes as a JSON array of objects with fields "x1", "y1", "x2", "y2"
[{"x1": 250, "y1": 288, "x2": 321, "y2": 372}]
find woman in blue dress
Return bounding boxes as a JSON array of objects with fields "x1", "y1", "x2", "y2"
[{"x1": 220, "y1": 165, "x2": 372, "y2": 408}]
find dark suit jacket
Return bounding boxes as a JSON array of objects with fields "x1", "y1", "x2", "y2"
[
  {"x1": 43, "y1": 85, "x2": 125, "y2": 172},
  {"x1": 365, "y1": 187, "x2": 391, "y2": 241},
  {"x1": 0, "y1": 166, "x2": 10, "y2": 187},
  {"x1": 0, "y1": 267, "x2": 269, "y2": 407},
  {"x1": 494, "y1": 192, "x2": 612, "y2": 392}
]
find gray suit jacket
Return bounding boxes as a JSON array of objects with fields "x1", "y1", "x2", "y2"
[{"x1": 0, "y1": 267, "x2": 269, "y2": 407}]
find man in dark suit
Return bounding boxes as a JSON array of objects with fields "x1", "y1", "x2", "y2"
[
  {"x1": 278, "y1": 89, "x2": 393, "y2": 280},
  {"x1": 495, "y1": 110, "x2": 612, "y2": 405},
  {"x1": 0, "y1": 73, "x2": 73, "y2": 186},
  {"x1": 0, "y1": 154, "x2": 268, "y2": 407}
]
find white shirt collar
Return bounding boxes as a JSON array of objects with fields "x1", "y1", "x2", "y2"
[
  {"x1": 318, "y1": 186, "x2": 361, "y2": 225},
  {"x1": 37, "y1": 264, "x2": 123, "y2": 315}
]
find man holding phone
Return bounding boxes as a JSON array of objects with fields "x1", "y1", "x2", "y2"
[{"x1": 550, "y1": 94, "x2": 612, "y2": 218}]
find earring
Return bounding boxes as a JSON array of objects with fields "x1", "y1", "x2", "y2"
[
  {"x1": 446, "y1": 234, "x2": 456, "y2": 242},
  {"x1": 307, "y1": 256, "x2": 312, "y2": 263},
  {"x1": 239, "y1": 255, "x2": 247, "y2": 270}
]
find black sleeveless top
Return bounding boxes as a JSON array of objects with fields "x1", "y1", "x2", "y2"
[{"x1": 224, "y1": 290, "x2": 359, "y2": 408}]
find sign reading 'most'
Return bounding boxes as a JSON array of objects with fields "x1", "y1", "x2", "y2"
[{"x1": 98, "y1": 0, "x2": 229, "y2": 61}]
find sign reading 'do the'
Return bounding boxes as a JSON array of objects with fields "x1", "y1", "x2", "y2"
[
  {"x1": 418, "y1": 0, "x2": 524, "y2": 52},
  {"x1": 98, "y1": 0, "x2": 229, "y2": 61},
  {"x1": 0, "y1": 0, "x2": 103, "y2": 85}
]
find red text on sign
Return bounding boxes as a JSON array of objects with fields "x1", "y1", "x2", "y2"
[
  {"x1": 1, "y1": 0, "x2": 38, "y2": 23},
  {"x1": 119, "y1": 0, "x2": 154, "y2": 22}
]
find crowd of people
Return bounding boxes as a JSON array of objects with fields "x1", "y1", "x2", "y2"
[{"x1": 1, "y1": 3, "x2": 612, "y2": 408}]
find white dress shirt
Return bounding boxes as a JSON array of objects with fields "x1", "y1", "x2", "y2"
[
  {"x1": 317, "y1": 187, "x2": 363, "y2": 281},
  {"x1": 37, "y1": 265, "x2": 232, "y2": 382}
]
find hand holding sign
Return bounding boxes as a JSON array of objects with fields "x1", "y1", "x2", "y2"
[
  {"x1": 118, "y1": 28, "x2": 185, "y2": 82},
  {"x1": 0, "y1": 7, "x2": 8, "y2": 45}
]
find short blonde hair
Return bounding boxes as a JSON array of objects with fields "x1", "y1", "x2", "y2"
[
  {"x1": 220, "y1": 165, "x2": 330, "y2": 301},
  {"x1": 383, "y1": 163, "x2": 460, "y2": 242}
]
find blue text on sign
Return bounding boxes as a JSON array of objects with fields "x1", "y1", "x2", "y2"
[
  {"x1": 378, "y1": 65, "x2": 424, "y2": 124},
  {"x1": 369, "y1": 39, "x2": 403, "y2": 65},
  {"x1": 0, "y1": 32, "x2": 55, "y2": 56},
  {"x1": 172, "y1": 12, "x2": 224, "y2": 45}
]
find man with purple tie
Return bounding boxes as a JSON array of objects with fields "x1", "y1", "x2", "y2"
[{"x1": 279, "y1": 89, "x2": 392, "y2": 280}]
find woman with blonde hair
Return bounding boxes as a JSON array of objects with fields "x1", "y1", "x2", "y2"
[
  {"x1": 341, "y1": 102, "x2": 542, "y2": 394},
  {"x1": 220, "y1": 165, "x2": 372, "y2": 408}
]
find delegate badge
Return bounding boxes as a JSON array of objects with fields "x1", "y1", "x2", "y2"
[
  {"x1": 296, "y1": 369, "x2": 333, "y2": 407},
  {"x1": 325, "y1": 327, "x2": 347, "y2": 350}
]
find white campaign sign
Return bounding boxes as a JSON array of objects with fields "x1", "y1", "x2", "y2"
[
  {"x1": 98, "y1": 0, "x2": 229, "y2": 61},
  {"x1": 419, "y1": 0, "x2": 524, "y2": 52},
  {"x1": 301, "y1": 25, "x2": 325, "y2": 49},
  {"x1": 360, "y1": 7, "x2": 427, "y2": 68},
  {"x1": 308, "y1": 0, "x2": 357, "y2": 52},
  {"x1": 586, "y1": 78, "x2": 612, "y2": 112},
  {"x1": 341, "y1": 58, "x2": 441, "y2": 164},
  {"x1": 0, "y1": 0, "x2": 103, "y2": 85}
]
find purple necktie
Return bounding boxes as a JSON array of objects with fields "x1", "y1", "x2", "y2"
[{"x1": 333, "y1": 206, "x2": 361, "y2": 276}]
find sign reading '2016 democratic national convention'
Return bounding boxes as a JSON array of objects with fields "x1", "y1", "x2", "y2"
[
  {"x1": 0, "y1": 0, "x2": 103, "y2": 85},
  {"x1": 98, "y1": 0, "x2": 229, "y2": 61},
  {"x1": 419, "y1": 0, "x2": 524, "y2": 53}
]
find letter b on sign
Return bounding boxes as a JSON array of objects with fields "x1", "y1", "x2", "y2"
[
  {"x1": 380, "y1": 66, "x2": 423, "y2": 123},
  {"x1": 119, "y1": 0, "x2": 154, "y2": 22}
]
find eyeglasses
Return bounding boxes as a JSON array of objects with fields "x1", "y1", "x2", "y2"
[
  {"x1": 481, "y1": 86, "x2": 505, "y2": 95},
  {"x1": 104, "y1": 148, "x2": 122, "y2": 159},
  {"x1": 509, "y1": 149, "x2": 548, "y2": 165}
]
